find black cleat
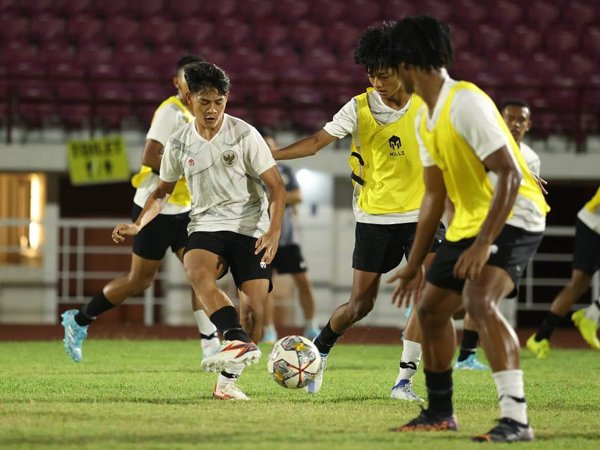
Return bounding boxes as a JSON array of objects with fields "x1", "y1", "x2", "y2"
[
  {"x1": 472, "y1": 417, "x2": 534, "y2": 443},
  {"x1": 390, "y1": 409, "x2": 458, "y2": 432}
]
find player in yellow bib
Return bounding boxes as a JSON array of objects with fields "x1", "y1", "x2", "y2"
[
  {"x1": 527, "y1": 186, "x2": 600, "y2": 355},
  {"x1": 61, "y1": 56, "x2": 220, "y2": 363},
  {"x1": 272, "y1": 22, "x2": 445, "y2": 400},
  {"x1": 387, "y1": 16, "x2": 548, "y2": 442}
]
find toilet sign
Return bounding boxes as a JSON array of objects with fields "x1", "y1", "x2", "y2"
[{"x1": 67, "y1": 136, "x2": 130, "y2": 185}]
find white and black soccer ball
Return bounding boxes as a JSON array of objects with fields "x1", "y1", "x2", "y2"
[{"x1": 267, "y1": 335, "x2": 322, "y2": 389}]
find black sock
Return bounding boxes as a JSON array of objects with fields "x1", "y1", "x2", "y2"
[
  {"x1": 313, "y1": 321, "x2": 341, "y2": 355},
  {"x1": 210, "y1": 306, "x2": 250, "y2": 343},
  {"x1": 425, "y1": 369, "x2": 453, "y2": 417},
  {"x1": 457, "y1": 329, "x2": 479, "y2": 362},
  {"x1": 74, "y1": 292, "x2": 115, "y2": 326},
  {"x1": 535, "y1": 312, "x2": 564, "y2": 341},
  {"x1": 594, "y1": 300, "x2": 600, "y2": 312}
]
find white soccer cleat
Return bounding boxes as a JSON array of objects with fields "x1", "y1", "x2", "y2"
[
  {"x1": 212, "y1": 383, "x2": 249, "y2": 401},
  {"x1": 390, "y1": 380, "x2": 424, "y2": 403},
  {"x1": 305, "y1": 355, "x2": 327, "y2": 394},
  {"x1": 201, "y1": 340, "x2": 261, "y2": 372},
  {"x1": 201, "y1": 332, "x2": 221, "y2": 361}
]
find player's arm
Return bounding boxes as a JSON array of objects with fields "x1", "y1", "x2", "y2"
[
  {"x1": 388, "y1": 165, "x2": 447, "y2": 306},
  {"x1": 285, "y1": 188, "x2": 302, "y2": 206},
  {"x1": 140, "y1": 139, "x2": 165, "y2": 172},
  {"x1": 112, "y1": 180, "x2": 176, "y2": 243},
  {"x1": 256, "y1": 166, "x2": 286, "y2": 263},
  {"x1": 273, "y1": 129, "x2": 338, "y2": 161},
  {"x1": 453, "y1": 146, "x2": 521, "y2": 280}
]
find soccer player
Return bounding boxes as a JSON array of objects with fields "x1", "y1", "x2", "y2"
[
  {"x1": 387, "y1": 16, "x2": 548, "y2": 442},
  {"x1": 272, "y1": 22, "x2": 445, "y2": 401},
  {"x1": 527, "y1": 186, "x2": 600, "y2": 356},
  {"x1": 259, "y1": 130, "x2": 320, "y2": 344},
  {"x1": 111, "y1": 61, "x2": 286, "y2": 400},
  {"x1": 61, "y1": 56, "x2": 221, "y2": 363},
  {"x1": 455, "y1": 98, "x2": 543, "y2": 370}
]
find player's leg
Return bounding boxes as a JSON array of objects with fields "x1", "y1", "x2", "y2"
[
  {"x1": 61, "y1": 253, "x2": 161, "y2": 362},
  {"x1": 291, "y1": 271, "x2": 320, "y2": 339},
  {"x1": 454, "y1": 313, "x2": 488, "y2": 370},
  {"x1": 174, "y1": 247, "x2": 220, "y2": 359},
  {"x1": 238, "y1": 279, "x2": 270, "y2": 344},
  {"x1": 261, "y1": 290, "x2": 278, "y2": 344}
]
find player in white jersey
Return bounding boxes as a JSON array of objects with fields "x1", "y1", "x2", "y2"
[
  {"x1": 112, "y1": 61, "x2": 286, "y2": 400},
  {"x1": 455, "y1": 98, "x2": 544, "y2": 370},
  {"x1": 61, "y1": 56, "x2": 220, "y2": 364},
  {"x1": 527, "y1": 186, "x2": 600, "y2": 356}
]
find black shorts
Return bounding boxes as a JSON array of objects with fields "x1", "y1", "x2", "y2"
[
  {"x1": 572, "y1": 218, "x2": 600, "y2": 275},
  {"x1": 185, "y1": 231, "x2": 273, "y2": 291},
  {"x1": 426, "y1": 225, "x2": 543, "y2": 297},
  {"x1": 272, "y1": 244, "x2": 307, "y2": 274},
  {"x1": 131, "y1": 204, "x2": 190, "y2": 260},
  {"x1": 352, "y1": 222, "x2": 446, "y2": 274}
]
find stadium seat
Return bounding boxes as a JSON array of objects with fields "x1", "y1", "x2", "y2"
[
  {"x1": 526, "y1": 1, "x2": 560, "y2": 29},
  {"x1": 254, "y1": 19, "x2": 289, "y2": 49},
  {"x1": 451, "y1": 0, "x2": 488, "y2": 25},
  {"x1": 581, "y1": 26, "x2": 600, "y2": 58},
  {"x1": 474, "y1": 24, "x2": 505, "y2": 54},
  {"x1": 273, "y1": 0, "x2": 309, "y2": 23},
  {"x1": 486, "y1": 0, "x2": 523, "y2": 30},
  {"x1": 56, "y1": 81, "x2": 91, "y2": 103},
  {"x1": 105, "y1": 17, "x2": 142, "y2": 48},
  {"x1": 226, "y1": 47, "x2": 265, "y2": 74},
  {"x1": 204, "y1": 0, "x2": 238, "y2": 19},
  {"x1": 311, "y1": 0, "x2": 346, "y2": 25},
  {"x1": 254, "y1": 107, "x2": 286, "y2": 129},
  {"x1": 88, "y1": 62, "x2": 122, "y2": 82},
  {"x1": 563, "y1": 54, "x2": 596, "y2": 83},
  {"x1": 509, "y1": 25, "x2": 542, "y2": 56},
  {"x1": 544, "y1": 25, "x2": 580, "y2": 58},
  {"x1": 263, "y1": 45, "x2": 301, "y2": 70},
  {"x1": 0, "y1": 15, "x2": 29, "y2": 45},
  {"x1": 291, "y1": 108, "x2": 331, "y2": 132},
  {"x1": 215, "y1": 18, "x2": 251, "y2": 48},
  {"x1": 177, "y1": 18, "x2": 214, "y2": 50},
  {"x1": 67, "y1": 15, "x2": 104, "y2": 47},
  {"x1": 413, "y1": 0, "x2": 454, "y2": 22},
  {"x1": 30, "y1": 14, "x2": 66, "y2": 44},
  {"x1": 92, "y1": 82, "x2": 133, "y2": 130},
  {"x1": 127, "y1": 0, "x2": 164, "y2": 19},
  {"x1": 563, "y1": 0, "x2": 597, "y2": 28},
  {"x1": 343, "y1": 0, "x2": 380, "y2": 28},
  {"x1": 235, "y1": 0, "x2": 274, "y2": 21},
  {"x1": 323, "y1": 22, "x2": 362, "y2": 55},
  {"x1": 93, "y1": 1, "x2": 129, "y2": 19},
  {"x1": 142, "y1": 17, "x2": 177, "y2": 47},
  {"x1": 292, "y1": 20, "x2": 324, "y2": 50},
  {"x1": 16, "y1": 80, "x2": 55, "y2": 129},
  {"x1": 77, "y1": 43, "x2": 114, "y2": 66},
  {"x1": 16, "y1": 0, "x2": 58, "y2": 15},
  {"x1": 164, "y1": 1, "x2": 201, "y2": 20},
  {"x1": 57, "y1": 0, "x2": 93, "y2": 17}
]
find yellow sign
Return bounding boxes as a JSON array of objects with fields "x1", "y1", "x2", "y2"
[{"x1": 67, "y1": 136, "x2": 130, "y2": 185}]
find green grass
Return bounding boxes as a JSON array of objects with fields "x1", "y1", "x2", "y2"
[{"x1": 0, "y1": 340, "x2": 599, "y2": 449}]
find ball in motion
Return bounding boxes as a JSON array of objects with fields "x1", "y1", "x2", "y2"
[{"x1": 267, "y1": 335, "x2": 322, "y2": 389}]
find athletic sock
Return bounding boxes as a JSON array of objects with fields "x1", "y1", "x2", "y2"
[
  {"x1": 584, "y1": 299, "x2": 600, "y2": 323},
  {"x1": 218, "y1": 363, "x2": 244, "y2": 387},
  {"x1": 264, "y1": 324, "x2": 277, "y2": 336},
  {"x1": 304, "y1": 318, "x2": 319, "y2": 330},
  {"x1": 210, "y1": 306, "x2": 251, "y2": 343},
  {"x1": 394, "y1": 339, "x2": 421, "y2": 386},
  {"x1": 457, "y1": 329, "x2": 479, "y2": 362},
  {"x1": 313, "y1": 321, "x2": 341, "y2": 355},
  {"x1": 493, "y1": 369, "x2": 528, "y2": 425},
  {"x1": 74, "y1": 292, "x2": 115, "y2": 326},
  {"x1": 535, "y1": 312, "x2": 564, "y2": 341},
  {"x1": 424, "y1": 369, "x2": 453, "y2": 417},
  {"x1": 193, "y1": 309, "x2": 218, "y2": 339}
]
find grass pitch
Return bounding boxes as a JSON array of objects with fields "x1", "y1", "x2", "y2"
[{"x1": 0, "y1": 340, "x2": 599, "y2": 449}]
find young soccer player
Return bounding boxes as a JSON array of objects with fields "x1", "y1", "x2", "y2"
[
  {"x1": 387, "y1": 15, "x2": 548, "y2": 442},
  {"x1": 111, "y1": 61, "x2": 286, "y2": 400},
  {"x1": 61, "y1": 56, "x2": 221, "y2": 363}
]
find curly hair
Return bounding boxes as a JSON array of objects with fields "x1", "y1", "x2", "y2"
[
  {"x1": 354, "y1": 21, "x2": 396, "y2": 73},
  {"x1": 389, "y1": 15, "x2": 453, "y2": 70}
]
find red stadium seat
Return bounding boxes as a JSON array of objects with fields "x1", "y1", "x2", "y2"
[
  {"x1": 526, "y1": 1, "x2": 560, "y2": 30},
  {"x1": 57, "y1": 0, "x2": 93, "y2": 17},
  {"x1": 214, "y1": 18, "x2": 251, "y2": 48},
  {"x1": 254, "y1": 19, "x2": 289, "y2": 49},
  {"x1": 273, "y1": 0, "x2": 309, "y2": 23},
  {"x1": 58, "y1": 104, "x2": 92, "y2": 130},
  {"x1": 93, "y1": 1, "x2": 129, "y2": 19},
  {"x1": 16, "y1": 0, "x2": 59, "y2": 15},
  {"x1": 310, "y1": 0, "x2": 346, "y2": 25},
  {"x1": 56, "y1": 81, "x2": 91, "y2": 103},
  {"x1": 105, "y1": 17, "x2": 142, "y2": 47},
  {"x1": 204, "y1": 0, "x2": 238, "y2": 19},
  {"x1": 302, "y1": 47, "x2": 338, "y2": 72},
  {"x1": 164, "y1": 1, "x2": 201, "y2": 20},
  {"x1": 581, "y1": 26, "x2": 600, "y2": 58},
  {"x1": 30, "y1": 14, "x2": 66, "y2": 43},
  {"x1": 451, "y1": 0, "x2": 488, "y2": 25},
  {"x1": 142, "y1": 17, "x2": 177, "y2": 47},
  {"x1": 341, "y1": 0, "x2": 380, "y2": 28},
  {"x1": 509, "y1": 25, "x2": 542, "y2": 56},
  {"x1": 177, "y1": 19, "x2": 214, "y2": 50},
  {"x1": 413, "y1": 0, "x2": 454, "y2": 22},
  {"x1": 291, "y1": 108, "x2": 331, "y2": 132},
  {"x1": 0, "y1": 15, "x2": 29, "y2": 45},
  {"x1": 544, "y1": 25, "x2": 580, "y2": 58},
  {"x1": 563, "y1": 0, "x2": 597, "y2": 28},
  {"x1": 563, "y1": 54, "x2": 596, "y2": 83},
  {"x1": 127, "y1": 0, "x2": 164, "y2": 19},
  {"x1": 291, "y1": 20, "x2": 324, "y2": 50},
  {"x1": 67, "y1": 15, "x2": 104, "y2": 46},
  {"x1": 486, "y1": 0, "x2": 524, "y2": 31},
  {"x1": 88, "y1": 62, "x2": 122, "y2": 82},
  {"x1": 323, "y1": 22, "x2": 362, "y2": 55},
  {"x1": 254, "y1": 107, "x2": 286, "y2": 129},
  {"x1": 236, "y1": 0, "x2": 274, "y2": 21},
  {"x1": 474, "y1": 24, "x2": 505, "y2": 54},
  {"x1": 77, "y1": 43, "x2": 114, "y2": 66}
]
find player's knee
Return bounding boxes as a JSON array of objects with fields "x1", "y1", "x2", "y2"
[
  {"x1": 184, "y1": 266, "x2": 213, "y2": 288},
  {"x1": 464, "y1": 297, "x2": 497, "y2": 322}
]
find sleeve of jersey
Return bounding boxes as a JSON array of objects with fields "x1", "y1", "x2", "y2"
[
  {"x1": 322, "y1": 98, "x2": 357, "y2": 139},
  {"x1": 146, "y1": 105, "x2": 177, "y2": 146},
  {"x1": 414, "y1": 109, "x2": 436, "y2": 167},
  {"x1": 246, "y1": 130, "x2": 276, "y2": 176},
  {"x1": 451, "y1": 90, "x2": 509, "y2": 161},
  {"x1": 159, "y1": 138, "x2": 183, "y2": 182}
]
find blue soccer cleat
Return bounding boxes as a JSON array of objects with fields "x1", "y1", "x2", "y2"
[
  {"x1": 454, "y1": 354, "x2": 489, "y2": 370},
  {"x1": 61, "y1": 310, "x2": 88, "y2": 363}
]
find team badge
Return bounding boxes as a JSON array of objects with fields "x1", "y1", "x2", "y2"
[{"x1": 221, "y1": 150, "x2": 238, "y2": 167}]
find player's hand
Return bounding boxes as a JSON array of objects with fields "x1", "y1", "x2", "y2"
[
  {"x1": 387, "y1": 263, "x2": 424, "y2": 309},
  {"x1": 453, "y1": 242, "x2": 497, "y2": 280},
  {"x1": 255, "y1": 231, "x2": 280, "y2": 264},
  {"x1": 111, "y1": 223, "x2": 139, "y2": 243},
  {"x1": 533, "y1": 173, "x2": 548, "y2": 195}
]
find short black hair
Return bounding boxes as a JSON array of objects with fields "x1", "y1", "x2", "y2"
[
  {"x1": 389, "y1": 15, "x2": 453, "y2": 70},
  {"x1": 176, "y1": 55, "x2": 203, "y2": 73},
  {"x1": 184, "y1": 61, "x2": 230, "y2": 95},
  {"x1": 499, "y1": 98, "x2": 531, "y2": 112},
  {"x1": 354, "y1": 21, "x2": 396, "y2": 73}
]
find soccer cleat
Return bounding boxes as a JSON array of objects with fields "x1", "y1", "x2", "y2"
[
  {"x1": 61, "y1": 309, "x2": 88, "y2": 363},
  {"x1": 390, "y1": 380, "x2": 424, "y2": 403},
  {"x1": 201, "y1": 332, "x2": 221, "y2": 359},
  {"x1": 472, "y1": 417, "x2": 534, "y2": 442},
  {"x1": 572, "y1": 309, "x2": 600, "y2": 350},
  {"x1": 453, "y1": 354, "x2": 489, "y2": 370},
  {"x1": 526, "y1": 333, "x2": 550, "y2": 359},
  {"x1": 390, "y1": 409, "x2": 458, "y2": 432},
  {"x1": 201, "y1": 340, "x2": 261, "y2": 372},
  {"x1": 305, "y1": 354, "x2": 327, "y2": 394},
  {"x1": 261, "y1": 328, "x2": 278, "y2": 345},
  {"x1": 303, "y1": 326, "x2": 321, "y2": 341},
  {"x1": 212, "y1": 383, "x2": 249, "y2": 401}
]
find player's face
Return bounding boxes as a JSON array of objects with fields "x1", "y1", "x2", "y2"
[
  {"x1": 173, "y1": 70, "x2": 190, "y2": 104},
  {"x1": 367, "y1": 67, "x2": 402, "y2": 99},
  {"x1": 188, "y1": 88, "x2": 228, "y2": 130},
  {"x1": 395, "y1": 64, "x2": 415, "y2": 95},
  {"x1": 502, "y1": 105, "x2": 531, "y2": 144}
]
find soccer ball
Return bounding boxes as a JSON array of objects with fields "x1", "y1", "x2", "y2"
[{"x1": 267, "y1": 335, "x2": 322, "y2": 389}]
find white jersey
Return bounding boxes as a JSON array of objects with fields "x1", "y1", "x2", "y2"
[
  {"x1": 323, "y1": 90, "x2": 419, "y2": 225},
  {"x1": 418, "y1": 74, "x2": 546, "y2": 233},
  {"x1": 160, "y1": 114, "x2": 276, "y2": 238},
  {"x1": 520, "y1": 142, "x2": 540, "y2": 176},
  {"x1": 133, "y1": 98, "x2": 193, "y2": 215}
]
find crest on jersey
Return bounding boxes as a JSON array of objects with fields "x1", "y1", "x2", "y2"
[
  {"x1": 188, "y1": 158, "x2": 195, "y2": 166},
  {"x1": 221, "y1": 150, "x2": 238, "y2": 167},
  {"x1": 388, "y1": 135, "x2": 402, "y2": 150}
]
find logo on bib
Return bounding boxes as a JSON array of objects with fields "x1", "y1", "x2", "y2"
[{"x1": 221, "y1": 150, "x2": 238, "y2": 167}]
